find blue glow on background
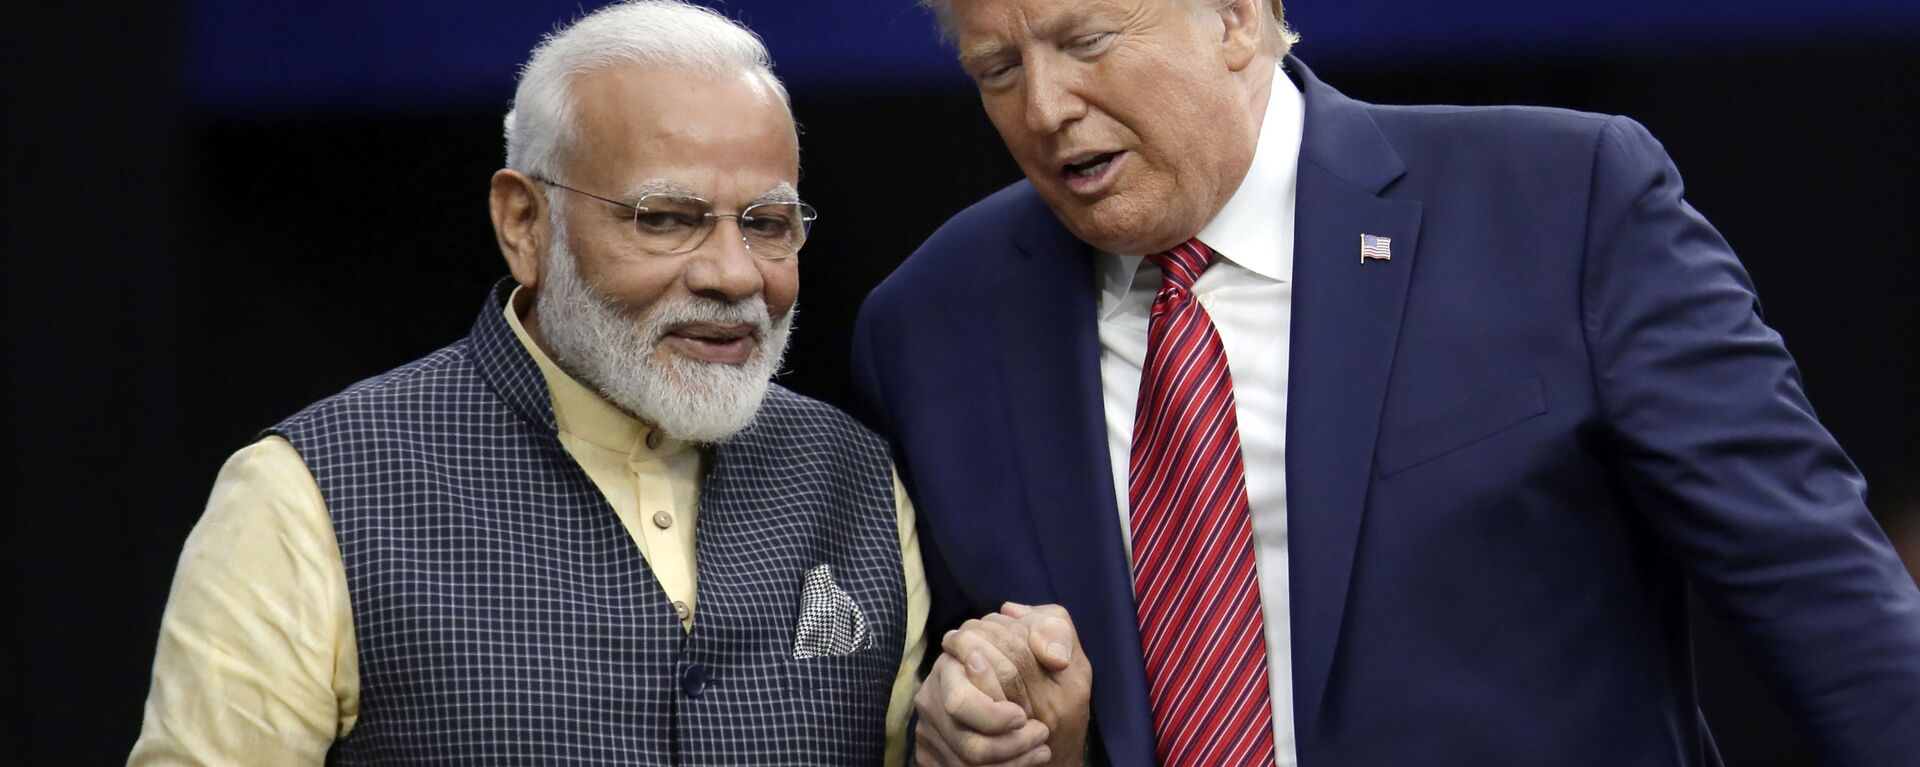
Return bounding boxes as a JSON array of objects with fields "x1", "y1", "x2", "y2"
[{"x1": 189, "y1": 0, "x2": 1920, "y2": 114}]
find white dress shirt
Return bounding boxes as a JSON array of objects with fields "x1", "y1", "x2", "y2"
[{"x1": 1097, "y1": 64, "x2": 1305, "y2": 766}]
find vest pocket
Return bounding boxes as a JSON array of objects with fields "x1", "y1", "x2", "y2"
[{"x1": 782, "y1": 645, "x2": 893, "y2": 693}]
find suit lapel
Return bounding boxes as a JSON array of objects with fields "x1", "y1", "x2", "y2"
[
  {"x1": 990, "y1": 194, "x2": 1158, "y2": 766},
  {"x1": 1284, "y1": 57, "x2": 1423, "y2": 738}
]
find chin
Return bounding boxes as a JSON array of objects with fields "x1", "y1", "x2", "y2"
[
  {"x1": 1064, "y1": 215, "x2": 1173, "y2": 256},
  {"x1": 1055, "y1": 194, "x2": 1181, "y2": 256}
]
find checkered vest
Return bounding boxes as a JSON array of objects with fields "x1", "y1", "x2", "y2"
[{"x1": 271, "y1": 282, "x2": 904, "y2": 765}]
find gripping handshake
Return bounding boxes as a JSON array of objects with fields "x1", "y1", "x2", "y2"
[{"x1": 913, "y1": 604, "x2": 1095, "y2": 766}]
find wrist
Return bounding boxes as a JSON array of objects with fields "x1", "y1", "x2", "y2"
[{"x1": 1042, "y1": 714, "x2": 1088, "y2": 767}]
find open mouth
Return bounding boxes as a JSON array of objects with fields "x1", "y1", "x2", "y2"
[
  {"x1": 1060, "y1": 150, "x2": 1123, "y2": 194},
  {"x1": 1064, "y1": 152, "x2": 1119, "y2": 179}
]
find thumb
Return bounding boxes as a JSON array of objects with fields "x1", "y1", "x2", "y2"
[{"x1": 1027, "y1": 614, "x2": 1076, "y2": 673}]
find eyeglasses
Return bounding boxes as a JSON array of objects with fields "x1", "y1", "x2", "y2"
[{"x1": 531, "y1": 175, "x2": 817, "y2": 260}]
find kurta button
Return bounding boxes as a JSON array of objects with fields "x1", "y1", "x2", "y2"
[
  {"x1": 645, "y1": 430, "x2": 664, "y2": 450},
  {"x1": 680, "y1": 661, "x2": 709, "y2": 698},
  {"x1": 673, "y1": 600, "x2": 691, "y2": 621},
  {"x1": 652, "y1": 511, "x2": 673, "y2": 529}
]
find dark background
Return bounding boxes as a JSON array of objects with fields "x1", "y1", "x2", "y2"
[{"x1": 5, "y1": 1, "x2": 1918, "y2": 764}]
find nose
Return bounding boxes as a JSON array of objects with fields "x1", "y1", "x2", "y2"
[
  {"x1": 1022, "y1": 58, "x2": 1085, "y2": 135},
  {"x1": 683, "y1": 219, "x2": 765, "y2": 303}
]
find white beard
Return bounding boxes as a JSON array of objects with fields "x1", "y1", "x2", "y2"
[{"x1": 533, "y1": 233, "x2": 792, "y2": 445}]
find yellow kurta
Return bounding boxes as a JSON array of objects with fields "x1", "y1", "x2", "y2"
[{"x1": 130, "y1": 290, "x2": 927, "y2": 765}]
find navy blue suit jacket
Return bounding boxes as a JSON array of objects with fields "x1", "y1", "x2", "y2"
[{"x1": 852, "y1": 58, "x2": 1920, "y2": 766}]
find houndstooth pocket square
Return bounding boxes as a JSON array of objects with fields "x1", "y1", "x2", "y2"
[{"x1": 792, "y1": 564, "x2": 872, "y2": 660}]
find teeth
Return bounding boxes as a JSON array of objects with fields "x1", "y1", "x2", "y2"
[
  {"x1": 1066, "y1": 152, "x2": 1114, "y2": 179},
  {"x1": 1071, "y1": 160, "x2": 1109, "y2": 178}
]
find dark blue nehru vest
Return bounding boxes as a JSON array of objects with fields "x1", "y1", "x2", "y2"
[{"x1": 271, "y1": 282, "x2": 904, "y2": 765}]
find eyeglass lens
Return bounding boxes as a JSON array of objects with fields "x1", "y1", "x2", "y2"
[{"x1": 632, "y1": 195, "x2": 812, "y2": 257}]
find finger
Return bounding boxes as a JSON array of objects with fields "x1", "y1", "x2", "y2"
[
  {"x1": 1000, "y1": 601, "x2": 1033, "y2": 618},
  {"x1": 914, "y1": 719, "x2": 950, "y2": 766},
  {"x1": 916, "y1": 719, "x2": 963, "y2": 766},
  {"x1": 954, "y1": 617, "x2": 1037, "y2": 679},
  {"x1": 933, "y1": 651, "x2": 1029, "y2": 735},
  {"x1": 943, "y1": 718, "x2": 1054, "y2": 766},
  {"x1": 980, "y1": 613, "x2": 1070, "y2": 674},
  {"x1": 979, "y1": 612, "x2": 1032, "y2": 639},
  {"x1": 965, "y1": 650, "x2": 1006, "y2": 703},
  {"x1": 944, "y1": 623, "x2": 1033, "y2": 712},
  {"x1": 1021, "y1": 605, "x2": 1080, "y2": 673},
  {"x1": 956, "y1": 616, "x2": 1025, "y2": 645},
  {"x1": 1025, "y1": 618, "x2": 1075, "y2": 673}
]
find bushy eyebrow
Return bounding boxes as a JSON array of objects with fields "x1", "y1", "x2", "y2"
[
  {"x1": 619, "y1": 178, "x2": 699, "y2": 201},
  {"x1": 756, "y1": 182, "x2": 801, "y2": 205},
  {"x1": 618, "y1": 178, "x2": 801, "y2": 205},
  {"x1": 959, "y1": 40, "x2": 1008, "y2": 67}
]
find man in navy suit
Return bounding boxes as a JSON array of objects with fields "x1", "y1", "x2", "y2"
[{"x1": 853, "y1": 0, "x2": 1920, "y2": 764}]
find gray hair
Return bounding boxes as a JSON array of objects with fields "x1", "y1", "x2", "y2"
[
  {"x1": 920, "y1": 0, "x2": 1297, "y2": 58},
  {"x1": 503, "y1": 0, "x2": 789, "y2": 180}
]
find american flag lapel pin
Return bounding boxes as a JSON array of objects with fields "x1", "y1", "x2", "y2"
[{"x1": 1361, "y1": 233, "x2": 1392, "y2": 263}]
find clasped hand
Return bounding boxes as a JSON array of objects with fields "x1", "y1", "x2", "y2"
[{"x1": 912, "y1": 603, "x2": 1093, "y2": 766}]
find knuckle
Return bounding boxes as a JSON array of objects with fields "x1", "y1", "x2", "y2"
[
  {"x1": 944, "y1": 685, "x2": 972, "y2": 716},
  {"x1": 956, "y1": 736, "x2": 997, "y2": 764}
]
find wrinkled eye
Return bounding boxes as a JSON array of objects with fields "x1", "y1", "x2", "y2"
[
  {"x1": 1069, "y1": 32, "x2": 1115, "y2": 53},
  {"x1": 634, "y1": 209, "x2": 701, "y2": 234},
  {"x1": 742, "y1": 215, "x2": 793, "y2": 238},
  {"x1": 743, "y1": 204, "x2": 805, "y2": 238},
  {"x1": 979, "y1": 62, "x2": 1017, "y2": 83}
]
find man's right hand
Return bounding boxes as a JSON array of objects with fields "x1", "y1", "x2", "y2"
[{"x1": 913, "y1": 603, "x2": 1093, "y2": 766}]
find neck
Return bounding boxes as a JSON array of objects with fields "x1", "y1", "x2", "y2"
[{"x1": 1238, "y1": 53, "x2": 1279, "y2": 138}]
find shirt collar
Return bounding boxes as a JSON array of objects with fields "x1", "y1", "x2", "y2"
[
  {"x1": 504, "y1": 286, "x2": 686, "y2": 460},
  {"x1": 1098, "y1": 64, "x2": 1304, "y2": 314}
]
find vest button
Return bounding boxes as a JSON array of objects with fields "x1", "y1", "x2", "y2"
[
  {"x1": 652, "y1": 510, "x2": 673, "y2": 530},
  {"x1": 680, "y1": 661, "x2": 709, "y2": 698},
  {"x1": 673, "y1": 600, "x2": 691, "y2": 621}
]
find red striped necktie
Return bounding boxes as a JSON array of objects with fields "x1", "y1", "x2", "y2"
[{"x1": 1130, "y1": 238, "x2": 1277, "y2": 767}]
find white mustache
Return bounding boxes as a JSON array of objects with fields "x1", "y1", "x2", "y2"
[{"x1": 641, "y1": 296, "x2": 773, "y2": 346}]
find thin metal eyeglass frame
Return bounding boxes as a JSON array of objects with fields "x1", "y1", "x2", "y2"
[{"x1": 528, "y1": 174, "x2": 816, "y2": 259}]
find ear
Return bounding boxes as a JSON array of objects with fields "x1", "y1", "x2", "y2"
[
  {"x1": 1214, "y1": 0, "x2": 1266, "y2": 72},
  {"x1": 489, "y1": 169, "x2": 549, "y2": 290}
]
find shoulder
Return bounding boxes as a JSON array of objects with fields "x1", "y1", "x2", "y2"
[
  {"x1": 1364, "y1": 100, "x2": 1620, "y2": 156},
  {"x1": 273, "y1": 341, "x2": 478, "y2": 435},
  {"x1": 1360, "y1": 101, "x2": 1670, "y2": 190},
  {"x1": 864, "y1": 180, "x2": 1052, "y2": 311},
  {"x1": 1352, "y1": 99, "x2": 1673, "y2": 209}
]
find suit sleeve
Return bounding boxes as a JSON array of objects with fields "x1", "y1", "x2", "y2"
[
  {"x1": 1580, "y1": 116, "x2": 1920, "y2": 765},
  {"x1": 853, "y1": 290, "x2": 977, "y2": 641}
]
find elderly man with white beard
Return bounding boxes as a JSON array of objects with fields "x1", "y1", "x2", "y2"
[{"x1": 129, "y1": 2, "x2": 926, "y2": 765}]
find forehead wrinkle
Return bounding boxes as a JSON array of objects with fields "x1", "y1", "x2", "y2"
[
  {"x1": 1030, "y1": 9, "x2": 1099, "y2": 38},
  {"x1": 959, "y1": 8, "x2": 1102, "y2": 63}
]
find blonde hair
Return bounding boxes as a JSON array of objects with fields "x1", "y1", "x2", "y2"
[{"x1": 921, "y1": 0, "x2": 1297, "y2": 57}]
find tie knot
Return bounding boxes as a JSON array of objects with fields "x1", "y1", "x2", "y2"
[{"x1": 1147, "y1": 238, "x2": 1213, "y2": 292}]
